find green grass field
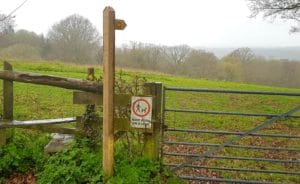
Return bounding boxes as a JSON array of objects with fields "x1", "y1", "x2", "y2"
[{"x1": 0, "y1": 59, "x2": 299, "y2": 183}]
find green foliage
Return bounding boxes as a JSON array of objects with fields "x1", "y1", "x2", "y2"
[
  {"x1": 0, "y1": 131, "x2": 173, "y2": 184},
  {"x1": 108, "y1": 156, "x2": 160, "y2": 184},
  {"x1": 38, "y1": 139, "x2": 102, "y2": 184},
  {"x1": 0, "y1": 129, "x2": 50, "y2": 179},
  {"x1": 108, "y1": 139, "x2": 182, "y2": 184},
  {"x1": 38, "y1": 138, "x2": 177, "y2": 184}
]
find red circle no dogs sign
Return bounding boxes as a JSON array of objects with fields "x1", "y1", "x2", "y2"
[
  {"x1": 132, "y1": 98, "x2": 151, "y2": 117},
  {"x1": 131, "y1": 96, "x2": 153, "y2": 129}
]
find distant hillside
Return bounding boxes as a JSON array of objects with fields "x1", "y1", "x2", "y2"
[{"x1": 205, "y1": 47, "x2": 300, "y2": 61}]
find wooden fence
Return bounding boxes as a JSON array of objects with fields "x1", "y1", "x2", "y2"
[
  {"x1": 0, "y1": 61, "x2": 162, "y2": 174},
  {"x1": 0, "y1": 7, "x2": 163, "y2": 181}
]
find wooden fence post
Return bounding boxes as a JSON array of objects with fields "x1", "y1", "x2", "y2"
[
  {"x1": 0, "y1": 61, "x2": 13, "y2": 146},
  {"x1": 86, "y1": 68, "x2": 96, "y2": 116},
  {"x1": 103, "y1": 6, "x2": 116, "y2": 178},
  {"x1": 143, "y1": 82, "x2": 162, "y2": 160}
]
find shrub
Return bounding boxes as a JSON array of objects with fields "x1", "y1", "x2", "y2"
[
  {"x1": 0, "y1": 129, "x2": 49, "y2": 179},
  {"x1": 109, "y1": 156, "x2": 160, "y2": 184},
  {"x1": 37, "y1": 139, "x2": 102, "y2": 184}
]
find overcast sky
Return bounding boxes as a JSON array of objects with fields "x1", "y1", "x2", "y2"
[{"x1": 1, "y1": 0, "x2": 300, "y2": 48}]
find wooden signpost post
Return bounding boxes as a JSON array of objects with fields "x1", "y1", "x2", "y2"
[
  {"x1": 102, "y1": 6, "x2": 126, "y2": 179},
  {"x1": 102, "y1": 7, "x2": 162, "y2": 180}
]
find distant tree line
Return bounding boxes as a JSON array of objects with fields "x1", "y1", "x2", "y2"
[
  {"x1": 116, "y1": 43, "x2": 300, "y2": 88},
  {"x1": 0, "y1": 14, "x2": 101, "y2": 64},
  {"x1": 0, "y1": 13, "x2": 299, "y2": 88}
]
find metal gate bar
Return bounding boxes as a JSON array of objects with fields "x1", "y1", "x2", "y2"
[
  {"x1": 164, "y1": 141, "x2": 300, "y2": 151},
  {"x1": 164, "y1": 87, "x2": 300, "y2": 96},
  {"x1": 165, "y1": 152, "x2": 300, "y2": 163},
  {"x1": 165, "y1": 164, "x2": 300, "y2": 175},
  {"x1": 179, "y1": 176, "x2": 274, "y2": 184},
  {"x1": 171, "y1": 106, "x2": 300, "y2": 171},
  {"x1": 162, "y1": 86, "x2": 300, "y2": 183},
  {"x1": 165, "y1": 108, "x2": 300, "y2": 118},
  {"x1": 166, "y1": 128, "x2": 300, "y2": 138}
]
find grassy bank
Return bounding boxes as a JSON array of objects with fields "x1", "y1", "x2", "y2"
[{"x1": 0, "y1": 59, "x2": 299, "y2": 183}]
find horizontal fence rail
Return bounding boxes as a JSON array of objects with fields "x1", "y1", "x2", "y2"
[
  {"x1": 0, "y1": 70, "x2": 102, "y2": 93},
  {"x1": 0, "y1": 117, "x2": 76, "y2": 128}
]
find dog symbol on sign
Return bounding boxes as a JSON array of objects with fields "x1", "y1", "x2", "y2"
[
  {"x1": 136, "y1": 103, "x2": 148, "y2": 113},
  {"x1": 131, "y1": 96, "x2": 152, "y2": 129},
  {"x1": 132, "y1": 98, "x2": 151, "y2": 118}
]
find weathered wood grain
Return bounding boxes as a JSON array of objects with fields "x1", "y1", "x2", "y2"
[
  {"x1": 0, "y1": 62, "x2": 13, "y2": 146},
  {"x1": 73, "y1": 91, "x2": 130, "y2": 106},
  {"x1": 103, "y1": 6, "x2": 116, "y2": 178},
  {"x1": 0, "y1": 70, "x2": 102, "y2": 93},
  {"x1": 0, "y1": 117, "x2": 76, "y2": 128}
]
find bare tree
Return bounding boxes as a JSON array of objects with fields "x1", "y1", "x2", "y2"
[
  {"x1": 247, "y1": 0, "x2": 300, "y2": 32},
  {"x1": 0, "y1": 14, "x2": 15, "y2": 34},
  {"x1": 228, "y1": 47, "x2": 256, "y2": 63},
  {"x1": 47, "y1": 14, "x2": 101, "y2": 64},
  {"x1": 164, "y1": 45, "x2": 191, "y2": 65},
  {"x1": 0, "y1": 14, "x2": 15, "y2": 49}
]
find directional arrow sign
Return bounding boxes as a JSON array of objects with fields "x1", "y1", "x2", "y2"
[{"x1": 115, "y1": 19, "x2": 127, "y2": 30}]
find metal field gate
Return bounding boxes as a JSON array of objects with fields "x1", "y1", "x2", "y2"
[{"x1": 161, "y1": 87, "x2": 300, "y2": 183}]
